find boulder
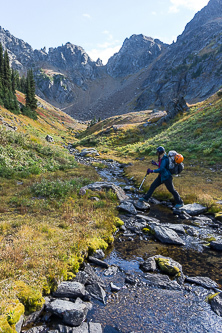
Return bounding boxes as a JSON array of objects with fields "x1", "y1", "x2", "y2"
[
  {"x1": 85, "y1": 283, "x2": 106, "y2": 304},
  {"x1": 104, "y1": 265, "x2": 118, "y2": 276},
  {"x1": 75, "y1": 264, "x2": 105, "y2": 288},
  {"x1": 154, "y1": 255, "x2": 185, "y2": 284},
  {"x1": 45, "y1": 299, "x2": 88, "y2": 326},
  {"x1": 117, "y1": 201, "x2": 137, "y2": 215},
  {"x1": 210, "y1": 292, "x2": 222, "y2": 317},
  {"x1": 185, "y1": 276, "x2": 219, "y2": 289},
  {"x1": 210, "y1": 239, "x2": 222, "y2": 251},
  {"x1": 110, "y1": 282, "x2": 121, "y2": 292},
  {"x1": 149, "y1": 223, "x2": 185, "y2": 246},
  {"x1": 45, "y1": 135, "x2": 54, "y2": 142},
  {"x1": 133, "y1": 200, "x2": 150, "y2": 210},
  {"x1": 92, "y1": 249, "x2": 105, "y2": 259},
  {"x1": 175, "y1": 203, "x2": 207, "y2": 216},
  {"x1": 52, "y1": 322, "x2": 103, "y2": 333},
  {"x1": 53, "y1": 281, "x2": 86, "y2": 299}
]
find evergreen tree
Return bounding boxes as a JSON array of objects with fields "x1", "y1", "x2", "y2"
[
  {"x1": 25, "y1": 69, "x2": 37, "y2": 110},
  {"x1": 0, "y1": 43, "x2": 4, "y2": 102},
  {"x1": 11, "y1": 68, "x2": 20, "y2": 93},
  {"x1": 3, "y1": 50, "x2": 11, "y2": 92}
]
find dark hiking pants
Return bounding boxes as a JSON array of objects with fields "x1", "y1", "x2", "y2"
[{"x1": 144, "y1": 175, "x2": 183, "y2": 204}]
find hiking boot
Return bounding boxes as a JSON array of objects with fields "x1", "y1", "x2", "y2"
[{"x1": 174, "y1": 203, "x2": 184, "y2": 209}]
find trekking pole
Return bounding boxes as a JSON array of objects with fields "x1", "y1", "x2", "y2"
[{"x1": 139, "y1": 174, "x2": 147, "y2": 190}]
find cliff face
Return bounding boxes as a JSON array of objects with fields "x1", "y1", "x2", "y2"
[
  {"x1": 106, "y1": 34, "x2": 168, "y2": 77},
  {"x1": 0, "y1": 0, "x2": 222, "y2": 120}
]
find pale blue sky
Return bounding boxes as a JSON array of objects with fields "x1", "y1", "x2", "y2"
[{"x1": 1, "y1": 0, "x2": 209, "y2": 64}]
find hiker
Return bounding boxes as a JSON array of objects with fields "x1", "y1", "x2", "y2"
[{"x1": 139, "y1": 146, "x2": 183, "y2": 208}]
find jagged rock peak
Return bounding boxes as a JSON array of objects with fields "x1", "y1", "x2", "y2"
[{"x1": 106, "y1": 34, "x2": 168, "y2": 77}]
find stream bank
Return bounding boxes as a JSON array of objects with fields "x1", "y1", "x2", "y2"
[{"x1": 21, "y1": 150, "x2": 222, "y2": 333}]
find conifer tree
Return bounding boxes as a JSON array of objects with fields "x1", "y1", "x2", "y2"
[
  {"x1": 0, "y1": 43, "x2": 4, "y2": 102},
  {"x1": 25, "y1": 69, "x2": 37, "y2": 110},
  {"x1": 3, "y1": 50, "x2": 11, "y2": 92}
]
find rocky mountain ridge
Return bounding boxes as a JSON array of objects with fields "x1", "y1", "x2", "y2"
[{"x1": 0, "y1": 0, "x2": 222, "y2": 120}]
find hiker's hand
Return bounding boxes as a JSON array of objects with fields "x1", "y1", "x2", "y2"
[
  {"x1": 152, "y1": 160, "x2": 158, "y2": 166},
  {"x1": 147, "y1": 168, "x2": 153, "y2": 175}
]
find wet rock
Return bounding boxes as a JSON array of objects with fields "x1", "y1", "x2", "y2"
[
  {"x1": 162, "y1": 224, "x2": 186, "y2": 235},
  {"x1": 117, "y1": 201, "x2": 137, "y2": 215},
  {"x1": 104, "y1": 265, "x2": 118, "y2": 276},
  {"x1": 45, "y1": 299, "x2": 88, "y2": 326},
  {"x1": 175, "y1": 203, "x2": 207, "y2": 216},
  {"x1": 133, "y1": 200, "x2": 150, "y2": 210},
  {"x1": 149, "y1": 198, "x2": 161, "y2": 205},
  {"x1": 149, "y1": 223, "x2": 185, "y2": 246},
  {"x1": 215, "y1": 212, "x2": 222, "y2": 222},
  {"x1": 154, "y1": 255, "x2": 185, "y2": 285},
  {"x1": 210, "y1": 239, "x2": 222, "y2": 251},
  {"x1": 136, "y1": 214, "x2": 160, "y2": 224},
  {"x1": 80, "y1": 182, "x2": 129, "y2": 202},
  {"x1": 25, "y1": 326, "x2": 47, "y2": 333},
  {"x1": 85, "y1": 283, "x2": 106, "y2": 304},
  {"x1": 186, "y1": 226, "x2": 199, "y2": 237},
  {"x1": 75, "y1": 264, "x2": 105, "y2": 288},
  {"x1": 178, "y1": 211, "x2": 192, "y2": 220},
  {"x1": 210, "y1": 292, "x2": 222, "y2": 317},
  {"x1": 53, "y1": 282, "x2": 86, "y2": 299},
  {"x1": 110, "y1": 282, "x2": 121, "y2": 292},
  {"x1": 51, "y1": 322, "x2": 103, "y2": 333},
  {"x1": 140, "y1": 257, "x2": 157, "y2": 272},
  {"x1": 185, "y1": 276, "x2": 219, "y2": 290},
  {"x1": 88, "y1": 256, "x2": 109, "y2": 268},
  {"x1": 144, "y1": 273, "x2": 181, "y2": 290}
]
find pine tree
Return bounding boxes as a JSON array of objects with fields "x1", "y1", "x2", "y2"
[
  {"x1": 0, "y1": 43, "x2": 4, "y2": 102},
  {"x1": 25, "y1": 69, "x2": 37, "y2": 110},
  {"x1": 11, "y1": 68, "x2": 20, "y2": 93},
  {"x1": 3, "y1": 50, "x2": 11, "y2": 92}
]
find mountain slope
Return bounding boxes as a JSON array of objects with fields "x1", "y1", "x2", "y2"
[{"x1": 0, "y1": 0, "x2": 221, "y2": 120}]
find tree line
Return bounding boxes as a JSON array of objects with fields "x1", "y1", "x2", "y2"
[{"x1": 0, "y1": 43, "x2": 38, "y2": 119}]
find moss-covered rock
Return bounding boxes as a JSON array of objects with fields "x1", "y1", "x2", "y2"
[
  {"x1": 206, "y1": 292, "x2": 220, "y2": 303},
  {"x1": 156, "y1": 258, "x2": 180, "y2": 276},
  {"x1": 113, "y1": 217, "x2": 124, "y2": 227},
  {"x1": 87, "y1": 238, "x2": 108, "y2": 255},
  {"x1": 14, "y1": 281, "x2": 45, "y2": 314},
  {"x1": 0, "y1": 315, "x2": 15, "y2": 333}
]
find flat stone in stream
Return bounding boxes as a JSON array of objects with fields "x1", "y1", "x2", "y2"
[
  {"x1": 144, "y1": 273, "x2": 182, "y2": 290},
  {"x1": 175, "y1": 203, "x2": 207, "y2": 216},
  {"x1": 210, "y1": 239, "x2": 222, "y2": 251},
  {"x1": 185, "y1": 276, "x2": 219, "y2": 290},
  {"x1": 45, "y1": 299, "x2": 88, "y2": 326},
  {"x1": 133, "y1": 200, "x2": 150, "y2": 210},
  {"x1": 149, "y1": 223, "x2": 186, "y2": 246},
  {"x1": 88, "y1": 256, "x2": 109, "y2": 268}
]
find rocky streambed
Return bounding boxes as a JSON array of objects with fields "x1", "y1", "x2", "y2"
[{"x1": 21, "y1": 148, "x2": 222, "y2": 333}]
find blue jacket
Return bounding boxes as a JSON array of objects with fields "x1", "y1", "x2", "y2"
[{"x1": 153, "y1": 154, "x2": 172, "y2": 182}]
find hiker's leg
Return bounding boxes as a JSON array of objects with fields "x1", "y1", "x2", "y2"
[
  {"x1": 144, "y1": 176, "x2": 161, "y2": 200},
  {"x1": 164, "y1": 177, "x2": 183, "y2": 204}
]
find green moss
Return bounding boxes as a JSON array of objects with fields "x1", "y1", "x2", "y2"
[
  {"x1": 156, "y1": 258, "x2": 180, "y2": 276},
  {"x1": 203, "y1": 236, "x2": 216, "y2": 242},
  {"x1": 87, "y1": 238, "x2": 109, "y2": 255},
  {"x1": 0, "y1": 315, "x2": 15, "y2": 333},
  {"x1": 113, "y1": 217, "x2": 124, "y2": 227},
  {"x1": 205, "y1": 292, "x2": 220, "y2": 303},
  {"x1": 15, "y1": 281, "x2": 45, "y2": 314},
  {"x1": 142, "y1": 227, "x2": 155, "y2": 235}
]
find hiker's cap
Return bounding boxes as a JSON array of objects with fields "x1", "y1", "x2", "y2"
[{"x1": 156, "y1": 146, "x2": 165, "y2": 154}]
